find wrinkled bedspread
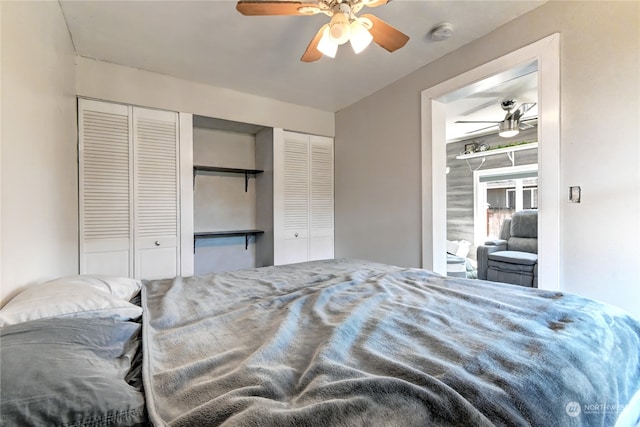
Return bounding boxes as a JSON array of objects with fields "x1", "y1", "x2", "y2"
[{"x1": 142, "y1": 259, "x2": 640, "y2": 426}]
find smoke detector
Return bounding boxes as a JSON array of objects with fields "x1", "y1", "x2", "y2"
[{"x1": 430, "y1": 23, "x2": 454, "y2": 41}]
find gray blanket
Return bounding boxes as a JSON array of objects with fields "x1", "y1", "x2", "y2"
[{"x1": 142, "y1": 259, "x2": 640, "y2": 426}]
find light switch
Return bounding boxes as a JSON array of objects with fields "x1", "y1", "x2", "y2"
[{"x1": 569, "y1": 186, "x2": 581, "y2": 203}]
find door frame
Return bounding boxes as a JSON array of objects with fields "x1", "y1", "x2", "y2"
[{"x1": 420, "y1": 33, "x2": 560, "y2": 290}]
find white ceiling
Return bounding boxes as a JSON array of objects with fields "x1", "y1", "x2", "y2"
[
  {"x1": 60, "y1": 0, "x2": 546, "y2": 115},
  {"x1": 444, "y1": 64, "x2": 539, "y2": 142}
]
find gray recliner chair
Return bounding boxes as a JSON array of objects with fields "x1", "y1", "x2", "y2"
[{"x1": 477, "y1": 209, "x2": 538, "y2": 287}]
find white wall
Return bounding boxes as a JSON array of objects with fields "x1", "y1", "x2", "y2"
[
  {"x1": 75, "y1": 57, "x2": 335, "y2": 138},
  {"x1": 335, "y1": 1, "x2": 640, "y2": 317},
  {"x1": 1, "y1": 1, "x2": 78, "y2": 304}
]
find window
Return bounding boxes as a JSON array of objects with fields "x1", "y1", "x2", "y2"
[
  {"x1": 506, "y1": 185, "x2": 538, "y2": 209},
  {"x1": 473, "y1": 165, "x2": 538, "y2": 245}
]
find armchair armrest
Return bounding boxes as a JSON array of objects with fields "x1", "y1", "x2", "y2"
[
  {"x1": 483, "y1": 239, "x2": 508, "y2": 247},
  {"x1": 477, "y1": 241, "x2": 508, "y2": 280}
]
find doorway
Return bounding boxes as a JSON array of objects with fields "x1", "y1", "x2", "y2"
[{"x1": 420, "y1": 34, "x2": 560, "y2": 291}]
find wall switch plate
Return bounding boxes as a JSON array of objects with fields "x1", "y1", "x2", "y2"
[{"x1": 569, "y1": 186, "x2": 581, "y2": 203}]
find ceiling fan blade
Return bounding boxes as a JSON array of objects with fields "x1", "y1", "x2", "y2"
[
  {"x1": 455, "y1": 120, "x2": 502, "y2": 124},
  {"x1": 517, "y1": 102, "x2": 536, "y2": 115},
  {"x1": 361, "y1": 14, "x2": 409, "y2": 52},
  {"x1": 301, "y1": 24, "x2": 326, "y2": 62},
  {"x1": 465, "y1": 124, "x2": 499, "y2": 134},
  {"x1": 519, "y1": 121, "x2": 536, "y2": 129},
  {"x1": 236, "y1": 1, "x2": 322, "y2": 16},
  {"x1": 519, "y1": 117, "x2": 538, "y2": 129}
]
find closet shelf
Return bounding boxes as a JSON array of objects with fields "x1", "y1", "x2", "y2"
[
  {"x1": 193, "y1": 166, "x2": 264, "y2": 192},
  {"x1": 193, "y1": 166, "x2": 264, "y2": 174},
  {"x1": 194, "y1": 230, "x2": 264, "y2": 250},
  {"x1": 455, "y1": 142, "x2": 538, "y2": 160}
]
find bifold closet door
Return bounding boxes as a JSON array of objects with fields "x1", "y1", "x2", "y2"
[
  {"x1": 274, "y1": 131, "x2": 310, "y2": 265},
  {"x1": 79, "y1": 99, "x2": 180, "y2": 279},
  {"x1": 133, "y1": 107, "x2": 180, "y2": 280},
  {"x1": 79, "y1": 99, "x2": 133, "y2": 277},
  {"x1": 273, "y1": 131, "x2": 334, "y2": 265},
  {"x1": 309, "y1": 135, "x2": 334, "y2": 261}
]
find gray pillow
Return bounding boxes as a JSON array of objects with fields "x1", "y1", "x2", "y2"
[{"x1": 0, "y1": 317, "x2": 147, "y2": 426}]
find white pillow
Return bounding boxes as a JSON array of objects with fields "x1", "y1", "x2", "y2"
[
  {"x1": 0, "y1": 279, "x2": 142, "y2": 327},
  {"x1": 45, "y1": 275, "x2": 142, "y2": 301}
]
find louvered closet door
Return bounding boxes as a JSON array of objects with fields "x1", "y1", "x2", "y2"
[
  {"x1": 133, "y1": 107, "x2": 180, "y2": 280},
  {"x1": 274, "y1": 131, "x2": 309, "y2": 265},
  {"x1": 79, "y1": 99, "x2": 133, "y2": 276},
  {"x1": 309, "y1": 135, "x2": 334, "y2": 261}
]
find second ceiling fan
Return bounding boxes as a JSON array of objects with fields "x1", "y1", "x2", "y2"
[
  {"x1": 456, "y1": 100, "x2": 537, "y2": 138},
  {"x1": 236, "y1": 0, "x2": 409, "y2": 62}
]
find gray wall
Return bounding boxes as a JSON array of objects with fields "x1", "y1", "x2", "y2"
[
  {"x1": 334, "y1": 90, "x2": 422, "y2": 267},
  {"x1": 335, "y1": 1, "x2": 640, "y2": 317},
  {"x1": 255, "y1": 128, "x2": 275, "y2": 268},
  {"x1": 193, "y1": 127, "x2": 258, "y2": 274}
]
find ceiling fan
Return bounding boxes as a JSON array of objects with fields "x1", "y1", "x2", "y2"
[
  {"x1": 455, "y1": 100, "x2": 537, "y2": 138},
  {"x1": 236, "y1": 0, "x2": 409, "y2": 62}
]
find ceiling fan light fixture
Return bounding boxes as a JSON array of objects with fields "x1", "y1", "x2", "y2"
[
  {"x1": 328, "y1": 12, "x2": 351, "y2": 45},
  {"x1": 236, "y1": 0, "x2": 409, "y2": 62},
  {"x1": 349, "y1": 19, "x2": 373, "y2": 54},
  {"x1": 317, "y1": 26, "x2": 338, "y2": 58},
  {"x1": 498, "y1": 120, "x2": 520, "y2": 138}
]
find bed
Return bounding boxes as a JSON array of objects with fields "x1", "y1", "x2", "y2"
[{"x1": 2, "y1": 259, "x2": 639, "y2": 426}]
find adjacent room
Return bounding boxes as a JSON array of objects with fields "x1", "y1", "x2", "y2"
[{"x1": 2, "y1": 1, "x2": 639, "y2": 425}]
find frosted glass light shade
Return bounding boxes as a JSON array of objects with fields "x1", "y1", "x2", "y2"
[
  {"x1": 328, "y1": 12, "x2": 351, "y2": 45},
  {"x1": 317, "y1": 27, "x2": 338, "y2": 58},
  {"x1": 498, "y1": 120, "x2": 520, "y2": 138},
  {"x1": 349, "y1": 19, "x2": 373, "y2": 54},
  {"x1": 499, "y1": 129, "x2": 519, "y2": 138}
]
